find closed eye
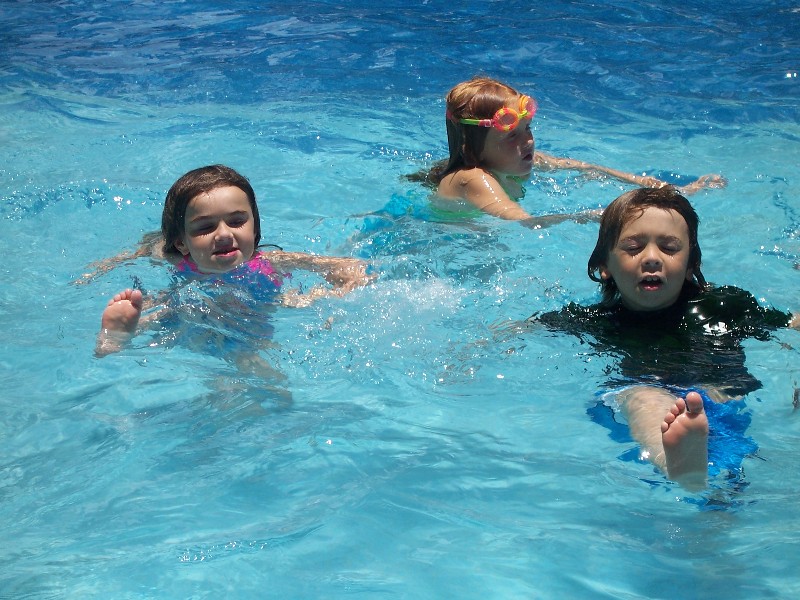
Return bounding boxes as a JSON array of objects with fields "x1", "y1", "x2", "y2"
[
  {"x1": 658, "y1": 237, "x2": 683, "y2": 253},
  {"x1": 618, "y1": 236, "x2": 683, "y2": 255},
  {"x1": 187, "y1": 212, "x2": 250, "y2": 236},
  {"x1": 618, "y1": 239, "x2": 644, "y2": 254},
  {"x1": 226, "y1": 215, "x2": 250, "y2": 228},
  {"x1": 188, "y1": 223, "x2": 217, "y2": 235}
]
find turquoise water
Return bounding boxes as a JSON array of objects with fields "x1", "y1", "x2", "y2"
[{"x1": 2, "y1": 1, "x2": 800, "y2": 597}]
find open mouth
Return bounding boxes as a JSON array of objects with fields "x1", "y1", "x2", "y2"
[
  {"x1": 639, "y1": 275, "x2": 663, "y2": 290},
  {"x1": 213, "y1": 247, "x2": 239, "y2": 258}
]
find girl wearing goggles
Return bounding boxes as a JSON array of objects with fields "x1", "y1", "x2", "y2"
[{"x1": 414, "y1": 77, "x2": 726, "y2": 227}]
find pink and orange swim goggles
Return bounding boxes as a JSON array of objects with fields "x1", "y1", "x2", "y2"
[{"x1": 452, "y1": 95, "x2": 538, "y2": 132}]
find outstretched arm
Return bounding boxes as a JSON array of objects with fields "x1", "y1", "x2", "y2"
[
  {"x1": 438, "y1": 168, "x2": 600, "y2": 228},
  {"x1": 75, "y1": 231, "x2": 165, "y2": 285},
  {"x1": 534, "y1": 151, "x2": 726, "y2": 196},
  {"x1": 265, "y1": 251, "x2": 375, "y2": 307}
]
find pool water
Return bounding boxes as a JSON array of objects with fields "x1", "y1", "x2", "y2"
[{"x1": 2, "y1": 0, "x2": 799, "y2": 597}]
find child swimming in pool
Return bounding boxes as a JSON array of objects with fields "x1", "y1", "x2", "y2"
[
  {"x1": 97, "y1": 164, "x2": 373, "y2": 355},
  {"x1": 422, "y1": 77, "x2": 725, "y2": 227},
  {"x1": 528, "y1": 187, "x2": 798, "y2": 490}
]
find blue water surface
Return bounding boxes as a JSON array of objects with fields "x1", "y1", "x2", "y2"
[{"x1": 1, "y1": 1, "x2": 800, "y2": 598}]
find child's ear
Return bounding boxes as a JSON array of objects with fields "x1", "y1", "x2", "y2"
[
  {"x1": 685, "y1": 267, "x2": 694, "y2": 282},
  {"x1": 174, "y1": 238, "x2": 190, "y2": 256},
  {"x1": 599, "y1": 265, "x2": 612, "y2": 280}
]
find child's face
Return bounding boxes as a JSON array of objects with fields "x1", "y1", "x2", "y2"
[
  {"x1": 600, "y1": 207, "x2": 694, "y2": 312},
  {"x1": 478, "y1": 117, "x2": 535, "y2": 177},
  {"x1": 175, "y1": 186, "x2": 257, "y2": 273}
]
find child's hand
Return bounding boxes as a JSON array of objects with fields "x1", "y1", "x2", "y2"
[
  {"x1": 280, "y1": 261, "x2": 376, "y2": 308},
  {"x1": 678, "y1": 174, "x2": 728, "y2": 195},
  {"x1": 279, "y1": 288, "x2": 316, "y2": 308},
  {"x1": 322, "y1": 260, "x2": 376, "y2": 292},
  {"x1": 280, "y1": 286, "x2": 346, "y2": 308},
  {"x1": 266, "y1": 252, "x2": 376, "y2": 294}
]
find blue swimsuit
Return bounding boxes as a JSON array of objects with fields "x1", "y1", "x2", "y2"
[{"x1": 175, "y1": 251, "x2": 285, "y2": 302}]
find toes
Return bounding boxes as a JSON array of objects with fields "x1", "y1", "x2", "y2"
[{"x1": 684, "y1": 392, "x2": 704, "y2": 414}]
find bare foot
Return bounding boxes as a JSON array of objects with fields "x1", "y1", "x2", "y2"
[
  {"x1": 101, "y1": 289, "x2": 143, "y2": 333},
  {"x1": 661, "y1": 392, "x2": 709, "y2": 490},
  {"x1": 96, "y1": 289, "x2": 143, "y2": 356}
]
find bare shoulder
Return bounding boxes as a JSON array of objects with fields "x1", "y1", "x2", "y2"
[{"x1": 437, "y1": 168, "x2": 491, "y2": 201}]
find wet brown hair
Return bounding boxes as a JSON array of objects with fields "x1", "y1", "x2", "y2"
[
  {"x1": 161, "y1": 165, "x2": 261, "y2": 256},
  {"x1": 408, "y1": 77, "x2": 523, "y2": 187},
  {"x1": 588, "y1": 187, "x2": 706, "y2": 305}
]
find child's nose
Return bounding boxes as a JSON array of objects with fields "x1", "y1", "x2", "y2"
[
  {"x1": 214, "y1": 223, "x2": 233, "y2": 239},
  {"x1": 641, "y1": 246, "x2": 662, "y2": 268}
]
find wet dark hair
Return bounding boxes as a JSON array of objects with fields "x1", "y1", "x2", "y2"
[
  {"x1": 588, "y1": 187, "x2": 707, "y2": 306},
  {"x1": 407, "y1": 76, "x2": 522, "y2": 188},
  {"x1": 161, "y1": 164, "x2": 261, "y2": 256}
]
